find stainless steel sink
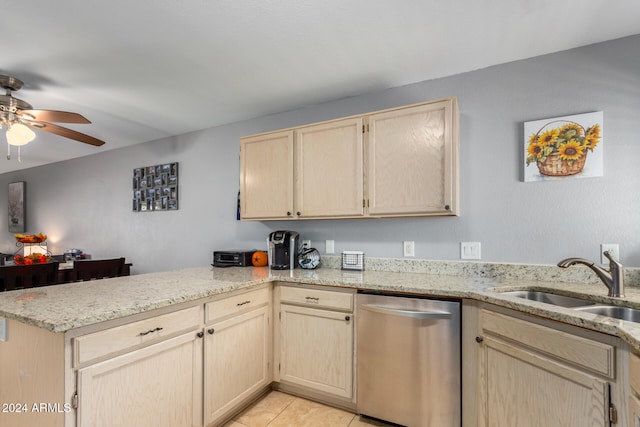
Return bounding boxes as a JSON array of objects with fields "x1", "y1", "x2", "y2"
[
  {"x1": 573, "y1": 305, "x2": 640, "y2": 322},
  {"x1": 499, "y1": 290, "x2": 596, "y2": 308},
  {"x1": 498, "y1": 290, "x2": 640, "y2": 323}
]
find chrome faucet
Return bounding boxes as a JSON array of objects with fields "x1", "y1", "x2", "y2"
[{"x1": 557, "y1": 251, "x2": 624, "y2": 298}]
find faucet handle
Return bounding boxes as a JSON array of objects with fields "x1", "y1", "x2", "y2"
[{"x1": 603, "y1": 250, "x2": 622, "y2": 269}]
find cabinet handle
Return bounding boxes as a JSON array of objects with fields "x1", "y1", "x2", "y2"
[
  {"x1": 139, "y1": 327, "x2": 163, "y2": 336},
  {"x1": 361, "y1": 304, "x2": 451, "y2": 319},
  {"x1": 475, "y1": 336, "x2": 484, "y2": 343},
  {"x1": 236, "y1": 300, "x2": 251, "y2": 306},
  {"x1": 207, "y1": 328, "x2": 215, "y2": 335},
  {"x1": 305, "y1": 296, "x2": 319, "y2": 303},
  {"x1": 345, "y1": 316, "x2": 351, "y2": 321},
  {"x1": 444, "y1": 205, "x2": 450, "y2": 211},
  {"x1": 296, "y1": 211, "x2": 301, "y2": 216},
  {"x1": 196, "y1": 331, "x2": 204, "y2": 338},
  {"x1": 286, "y1": 211, "x2": 292, "y2": 216}
]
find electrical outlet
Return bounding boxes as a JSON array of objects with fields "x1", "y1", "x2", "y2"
[
  {"x1": 302, "y1": 240, "x2": 311, "y2": 250},
  {"x1": 601, "y1": 243, "x2": 620, "y2": 265},
  {"x1": 325, "y1": 240, "x2": 335, "y2": 254},
  {"x1": 461, "y1": 242, "x2": 481, "y2": 260},
  {"x1": 403, "y1": 241, "x2": 415, "y2": 257}
]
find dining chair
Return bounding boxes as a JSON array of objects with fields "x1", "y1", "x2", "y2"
[
  {"x1": 0, "y1": 262, "x2": 60, "y2": 291},
  {"x1": 73, "y1": 258, "x2": 126, "y2": 281}
]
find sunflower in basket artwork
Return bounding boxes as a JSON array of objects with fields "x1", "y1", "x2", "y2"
[{"x1": 525, "y1": 112, "x2": 603, "y2": 180}]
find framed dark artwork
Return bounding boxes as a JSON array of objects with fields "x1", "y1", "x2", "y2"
[
  {"x1": 132, "y1": 162, "x2": 178, "y2": 212},
  {"x1": 8, "y1": 181, "x2": 26, "y2": 232}
]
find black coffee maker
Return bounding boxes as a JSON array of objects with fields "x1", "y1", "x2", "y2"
[{"x1": 267, "y1": 231, "x2": 300, "y2": 270}]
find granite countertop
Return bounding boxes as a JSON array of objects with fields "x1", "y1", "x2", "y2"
[{"x1": 2, "y1": 263, "x2": 640, "y2": 352}]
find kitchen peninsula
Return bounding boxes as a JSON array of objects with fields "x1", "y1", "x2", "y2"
[{"x1": 2, "y1": 259, "x2": 640, "y2": 427}]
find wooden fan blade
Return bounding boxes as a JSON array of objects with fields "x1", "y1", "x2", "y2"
[
  {"x1": 17, "y1": 109, "x2": 91, "y2": 124},
  {"x1": 28, "y1": 121, "x2": 105, "y2": 146}
]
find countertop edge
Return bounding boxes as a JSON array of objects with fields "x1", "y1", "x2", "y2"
[{"x1": 1, "y1": 266, "x2": 639, "y2": 352}]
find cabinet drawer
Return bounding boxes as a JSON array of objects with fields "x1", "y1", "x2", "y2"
[
  {"x1": 280, "y1": 286, "x2": 353, "y2": 311},
  {"x1": 74, "y1": 305, "x2": 201, "y2": 366},
  {"x1": 480, "y1": 309, "x2": 614, "y2": 378},
  {"x1": 206, "y1": 286, "x2": 270, "y2": 323}
]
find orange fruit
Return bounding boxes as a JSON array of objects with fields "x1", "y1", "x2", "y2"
[{"x1": 251, "y1": 251, "x2": 268, "y2": 267}]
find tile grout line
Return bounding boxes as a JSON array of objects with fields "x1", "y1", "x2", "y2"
[{"x1": 264, "y1": 394, "x2": 298, "y2": 426}]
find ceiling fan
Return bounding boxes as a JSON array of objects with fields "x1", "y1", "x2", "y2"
[{"x1": 0, "y1": 74, "x2": 105, "y2": 161}]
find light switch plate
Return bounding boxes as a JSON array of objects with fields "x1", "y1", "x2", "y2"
[
  {"x1": 0, "y1": 318, "x2": 6, "y2": 342},
  {"x1": 325, "y1": 240, "x2": 335, "y2": 254},
  {"x1": 403, "y1": 241, "x2": 415, "y2": 257},
  {"x1": 461, "y1": 242, "x2": 481, "y2": 260}
]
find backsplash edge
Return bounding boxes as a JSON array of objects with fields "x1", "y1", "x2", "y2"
[{"x1": 319, "y1": 255, "x2": 640, "y2": 287}]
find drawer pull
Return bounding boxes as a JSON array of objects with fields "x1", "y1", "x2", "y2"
[
  {"x1": 196, "y1": 331, "x2": 204, "y2": 338},
  {"x1": 236, "y1": 300, "x2": 251, "y2": 307},
  {"x1": 207, "y1": 328, "x2": 215, "y2": 335},
  {"x1": 305, "y1": 296, "x2": 320, "y2": 303},
  {"x1": 139, "y1": 327, "x2": 163, "y2": 336}
]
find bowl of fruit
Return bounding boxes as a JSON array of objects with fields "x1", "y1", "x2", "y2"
[
  {"x1": 15, "y1": 233, "x2": 47, "y2": 243},
  {"x1": 14, "y1": 253, "x2": 51, "y2": 265}
]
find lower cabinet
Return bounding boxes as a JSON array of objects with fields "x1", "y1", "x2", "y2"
[
  {"x1": 477, "y1": 308, "x2": 620, "y2": 427},
  {"x1": 203, "y1": 305, "x2": 271, "y2": 426},
  {"x1": 275, "y1": 285, "x2": 355, "y2": 403},
  {"x1": 630, "y1": 394, "x2": 640, "y2": 427},
  {"x1": 629, "y1": 351, "x2": 640, "y2": 426},
  {"x1": 72, "y1": 285, "x2": 272, "y2": 427},
  {"x1": 77, "y1": 332, "x2": 203, "y2": 427}
]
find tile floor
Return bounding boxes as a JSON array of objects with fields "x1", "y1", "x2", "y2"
[{"x1": 223, "y1": 390, "x2": 395, "y2": 427}]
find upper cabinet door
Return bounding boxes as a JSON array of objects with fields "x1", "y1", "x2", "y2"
[
  {"x1": 294, "y1": 118, "x2": 364, "y2": 218},
  {"x1": 366, "y1": 99, "x2": 459, "y2": 216},
  {"x1": 240, "y1": 130, "x2": 294, "y2": 220}
]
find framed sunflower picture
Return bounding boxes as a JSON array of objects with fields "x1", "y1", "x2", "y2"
[{"x1": 524, "y1": 111, "x2": 603, "y2": 182}]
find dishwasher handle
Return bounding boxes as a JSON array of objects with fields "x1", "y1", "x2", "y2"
[{"x1": 360, "y1": 304, "x2": 452, "y2": 319}]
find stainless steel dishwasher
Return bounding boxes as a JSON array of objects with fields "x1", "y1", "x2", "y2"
[{"x1": 356, "y1": 291, "x2": 461, "y2": 427}]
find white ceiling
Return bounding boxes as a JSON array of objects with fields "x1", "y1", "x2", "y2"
[{"x1": 2, "y1": 0, "x2": 640, "y2": 174}]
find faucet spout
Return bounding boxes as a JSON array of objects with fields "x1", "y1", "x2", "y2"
[{"x1": 557, "y1": 251, "x2": 624, "y2": 298}]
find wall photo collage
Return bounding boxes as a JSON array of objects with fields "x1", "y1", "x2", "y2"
[{"x1": 133, "y1": 162, "x2": 179, "y2": 212}]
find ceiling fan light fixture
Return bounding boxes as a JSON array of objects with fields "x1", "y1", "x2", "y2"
[
  {"x1": 1, "y1": 74, "x2": 106, "y2": 153},
  {"x1": 7, "y1": 123, "x2": 35, "y2": 146}
]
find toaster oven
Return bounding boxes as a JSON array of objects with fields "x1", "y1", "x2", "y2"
[{"x1": 212, "y1": 250, "x2": 255, "y2": 267}]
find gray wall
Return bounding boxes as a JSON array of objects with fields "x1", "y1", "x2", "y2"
[{"x1": 2, "y1": 35, "x2": 639, "y2": 274}]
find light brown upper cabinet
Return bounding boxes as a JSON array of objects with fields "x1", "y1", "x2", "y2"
[
  {"x1": 239, "y1": 97, "x2": 459, "y2": 220},
  {"x1": 366, "y1": 99, "x2": 458, "y2": 216},
  {"x1": 240, "y1": 130, "x2": 294, "y2": 219},
  {"x1": 294, "y1": 117, "x2": 364, "y2": 218}
]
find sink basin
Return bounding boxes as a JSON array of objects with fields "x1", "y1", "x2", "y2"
[
  {"x1": 573, "y1": 305, "x2": 640, "y2": 322},
  {"x1": 498, "y1": 290, "x2": 640, "y2": 323},
  {"x1": 500, "y1": 290, "x2": 596, "y2": 308}
]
